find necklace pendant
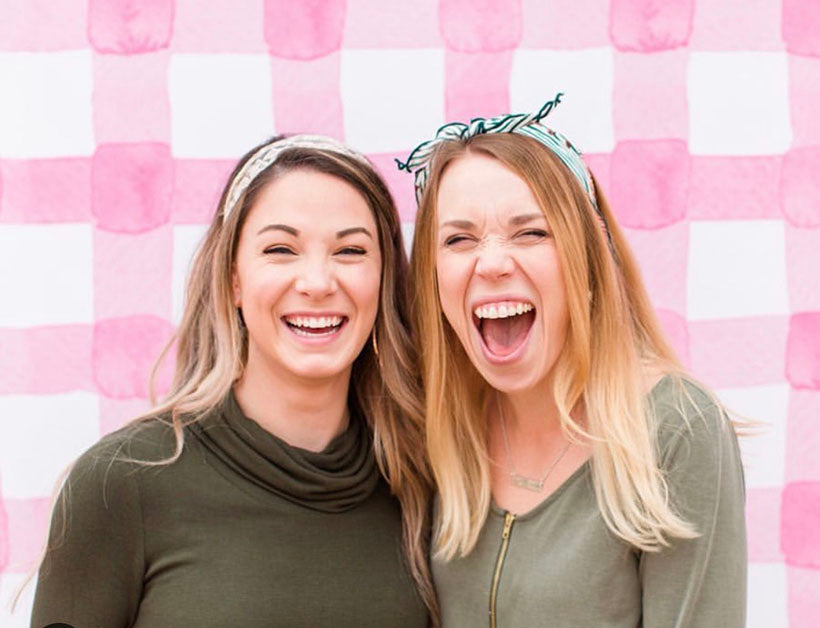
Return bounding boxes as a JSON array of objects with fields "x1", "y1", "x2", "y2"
[{"x1": 510, "y1": 473, "x2": 544, "y2": 492}]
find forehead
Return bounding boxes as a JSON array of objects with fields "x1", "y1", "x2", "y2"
[
  {"x1": 435, "y1": 153, "x2": 544, "y2": 224},
  {"x1": 244, "y1": 168, "x2": 376, "y2": 232}
]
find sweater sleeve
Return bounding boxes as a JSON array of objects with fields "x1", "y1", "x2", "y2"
[
  {"x1": 30, "y1": 435, "x2": 145, "y2": 628},
  {"x1": 638, "y1": 381, "x2": 747, "y2": 628}
]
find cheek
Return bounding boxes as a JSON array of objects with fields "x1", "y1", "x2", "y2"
[
  {"x1": 530, "y1": 255, "x2": 569, "y2": 331},
  {"x1": 343, "y1": 262, "x2": 381, "y2": 318},
  {"x1": 435, "y1": 254, "x2": 470, "y2": 330},
  {"x1": 238, "y1": 266, "x2": 287, "y2": 312}
]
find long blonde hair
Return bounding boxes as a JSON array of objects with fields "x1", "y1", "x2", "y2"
[
  {"x1": 32, "y1": 138, "x2": 438, "y2": 620},
  {"x1": 410, "y1": 133, "x2": 700, "y2": 559}
]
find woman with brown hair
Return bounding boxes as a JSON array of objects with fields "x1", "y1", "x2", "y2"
[
  {"x1": 31, "y1": 135, "x2": 435, "y2": 627},
  {"x1": 399, "y1": 96, "x2": 746, "y2": 627}
]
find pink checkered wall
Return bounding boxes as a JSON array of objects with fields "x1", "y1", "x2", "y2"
[{"x1": 1, "y1": 1, "x2": 819, "y2": 625}]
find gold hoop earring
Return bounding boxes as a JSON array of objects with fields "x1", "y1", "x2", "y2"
[{"x1": 371, "y1": 327, "x2": 380, "y2": 358}]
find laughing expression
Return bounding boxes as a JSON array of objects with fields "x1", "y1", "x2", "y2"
[
  {"x1": 435, "y1": 153, "x2": 569, "y2": 394},
  {"x1": 233, "y1": 168, "x2": 381, "y2": 382}
]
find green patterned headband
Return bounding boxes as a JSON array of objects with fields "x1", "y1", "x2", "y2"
[{"x1": 395, "y1": 93, "x2": 610, "y2": 242}]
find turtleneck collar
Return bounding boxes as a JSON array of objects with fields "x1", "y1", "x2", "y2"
[{"x1": 190, "y1": 390, "x2": 379, "y2": 513}]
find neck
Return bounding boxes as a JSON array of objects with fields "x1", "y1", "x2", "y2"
[
  {"x1": 234, "y1": 351, "x2": 352, "y2": 453},
  {"x1": 498, "y1": 378, "x2": 563, "y2": 438}
]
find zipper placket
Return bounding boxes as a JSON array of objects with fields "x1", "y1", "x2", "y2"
[{"x1": 489, "y1": 511, "x2": 516, "y2": 628}]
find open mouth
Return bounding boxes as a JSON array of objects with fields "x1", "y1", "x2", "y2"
[
  {"x1": 282, "y1": 315, "x2": 347, "y2": 338},
  {"x1": 473, "y1": 301, "x2": 536, "y2": 358}
]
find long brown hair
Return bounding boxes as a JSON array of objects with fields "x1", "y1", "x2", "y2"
[{"x1": 411, "y1": 133, "x2": 702, "y2": 559}]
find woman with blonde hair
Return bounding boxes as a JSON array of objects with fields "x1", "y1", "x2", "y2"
[
  {"x1": 31, "y1": 135, "x2": 435, "y2": 626},
  {"x1": 398, "y1": 95, "x2": 746, "y2": 627}
]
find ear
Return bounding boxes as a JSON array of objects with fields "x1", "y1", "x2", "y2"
[{"x1": 232, "y1": 267, "x2": 241, "y2": 307}]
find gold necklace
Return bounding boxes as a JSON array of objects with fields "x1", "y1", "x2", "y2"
[{"x1": 497, "y1": 397, "x2": 571, "y2": 492}]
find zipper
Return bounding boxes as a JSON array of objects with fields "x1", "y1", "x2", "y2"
[{"x1": 489, "y1": 511, "x2": 516, "y2": 628}]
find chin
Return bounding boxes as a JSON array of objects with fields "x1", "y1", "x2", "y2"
[
  {"x1": 282, "y1": 354, "x2": 353, "y2": 381},
  {"x1": 477, "y1": 363, "x2": 543, "y2": 394}
]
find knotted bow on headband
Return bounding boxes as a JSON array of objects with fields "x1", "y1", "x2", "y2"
[{"x1": 395, "y1": 94, "x2": 610, "y2": 244}]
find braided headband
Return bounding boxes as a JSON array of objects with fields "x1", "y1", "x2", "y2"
[
  {"x1": 223, "y1": 134, "x2": 371, "y2": 220},
  {"x1": 395, "y1": 94, "x2": 610, "y2": 243}
]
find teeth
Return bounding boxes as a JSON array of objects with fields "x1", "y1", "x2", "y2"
[
  {"x1": 291, "y1": 326, "x2": 337, "y2": 337},
  {"x1": 473, "y1": 302, "x2": 534, "y2": 320},
  {"x1": 285, "y1": 315, "x2": 343, "y2": 329}
]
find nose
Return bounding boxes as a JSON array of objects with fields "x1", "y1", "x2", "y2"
[
  {"x1": 474, "y1": 238, "x2": 515, "y2": 280},
  {"x1": 294, "y1": 256, "x2": 337, "y2": 298}
]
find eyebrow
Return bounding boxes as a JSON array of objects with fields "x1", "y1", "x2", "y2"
[
  {"x1": 336, "y1": 226, "x2": 373, "y2": 239},
  {"x1": 256, "y1": 224, "x2": 372, "y2": 239},
  {"x1": 509, "y1": 213, "x2": 546, "y2": 226},
  {"x1": 439, "y1": 213, "x2": 546, "y2": 230},
  {"x1": 440, "y1": 219, "x2": 476, "y2": 230},
  {"x1": 257, "y1": 224, "x2": 299, "y2": 236}
]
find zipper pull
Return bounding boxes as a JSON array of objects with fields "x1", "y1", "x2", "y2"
[{"x1": 502, "y1": 512, "x2": 515, "y2": 539}]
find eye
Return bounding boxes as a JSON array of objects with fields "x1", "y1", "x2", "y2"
[
  {"x1": 515, "y1": 229, "x2": 549, "y2": 241},
  {"x1": 336, "y1": 246, "x2": 366, "y2": 256},
  {"x1": 444, "y1": 234, "x2": 475, "y2": 247},
  {"x1": 263, "y1": 245, "x2": 296, "y2": 255}
]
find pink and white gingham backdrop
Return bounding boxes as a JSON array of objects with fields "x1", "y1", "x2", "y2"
[{"x1": 1, "y1": 1, "x2": 819, "y2": 625}]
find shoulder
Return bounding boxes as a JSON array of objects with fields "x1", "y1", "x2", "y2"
[
  {"x1": 75, "y1": 418, "x2": 178, "y2": 469},
  {"x1": 66, "y1": 418, "x2": 180, "y2": 500},
  {"x1": 647, "y1": 375, "x2": 735, "y2": 469},
  {"x1": 645, "y1": 376, "x2": 746, "y2": 533}
]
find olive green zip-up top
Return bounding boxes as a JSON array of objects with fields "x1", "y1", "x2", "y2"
[
  {"x1": 433, "y1": 377, "x2": 747, "y2": 628},
  {"x1": 31, "y1": 392, "x2": 427, "y2": 628}
]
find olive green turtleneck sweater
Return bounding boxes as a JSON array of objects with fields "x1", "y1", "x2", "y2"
[{"x1": 31, "y1": 392, "x2": 428, "y2": 628}]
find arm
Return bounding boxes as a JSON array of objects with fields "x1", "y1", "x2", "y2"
[
  {"x1": 639, "y1": 383, "x2": 747, "y2": 628},
  {"x1": 31, "y1": 438, "x2": 145, "y2": 628}
]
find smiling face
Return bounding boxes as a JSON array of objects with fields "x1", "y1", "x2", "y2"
[
  {"x1": 232, "y1": 168, "x2": 381, "y2": 383},
  {"x1": 435, "y1": 153, "x2": 569, "y2": 394}
]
